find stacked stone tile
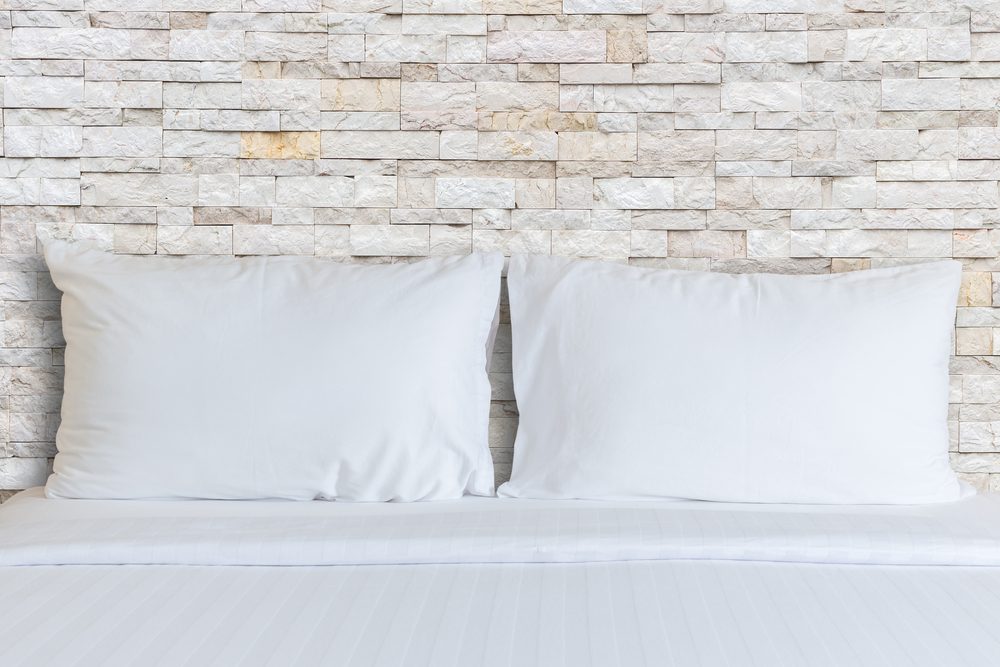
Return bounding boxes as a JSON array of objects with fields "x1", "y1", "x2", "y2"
[{"x1": 0, "y1": 0, "x2": 998, "y2": 494}]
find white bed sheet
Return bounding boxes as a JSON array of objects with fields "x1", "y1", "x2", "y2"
[{"x1": 2, "y1": 489, "x2": 1000, "y2": 666}]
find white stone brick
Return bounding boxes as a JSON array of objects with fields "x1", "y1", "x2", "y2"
[
  {"x1": 961, "y1": 79, "x2": 1000, "y2": 111},
  {"x1": 560, "y1": 64, "x2": 633, "y2": 84},
  {"x1": 831, "y1": 176, "x2": 876, "y2": 208},
  {"x1": 882, "y1": 79, "x2": 960, "y2": 111},
  {"x1": 197, "y1": 175, "x2": 239, "y2": 206},
  {"x1": 515, "y1": 178, "x2": 556, "y2": 208},
  {"x1": 402, "y1": 14, "x2": 486, "y2": 34},
  {"x1": 82, "y1": 127, "x2": 161, "y2": 158},
  {"x1": 440, "y1": 130, "x2": 479, "y2": 159},
  {"x1": 472, "y1": 229, "x2": 549, "y2": 253},
  {"x1": 716, "y1": 130, "x2": 796, "y2": 160},
  {"x1": 447, "y1": 35, "x2": 487, "y2": 63},
  {"x1": 511, "y1": 209, "x2": 589, "y2": 230},
  {"x1": 163, "y1": 131, "x2": 240, "y2": 158},
  {"x1": 488, "y1": 31, "x2": 607, "y2": 63},
  {"x1": 877, "y1": 182, "x2": 999, "y2": 209},
  {"x1": 563, "y1": 0, "x2": 642, "y2": 12},
  {"x1": 350, "y1": 225, "x2": 430, "y2": 256},
  {"x1": 801, "y1": 81, "x2": 879, "y2": 112},
  {"x1": 558, "y1": 132, "x2": 636, "y2": 161},
  {"x1": 436, "y1": 177, "x2": 515, "y2": 208},
  {"x1": 242, "y1": 80, "x2": 321, "y2": 111},
  {"x1": 4, "y1": 76, "x2": 83, "y2": 108},
  {"x1": 790, "y1": 229, "x2": 907, "y2": 258},
  {"x1": 354, "y1": 175, "x2": 398, "y2": 207},
  {"x1": 401, "y1": 82, "x2": 476, "y2": 129},
  {"x1": 322, "y1": 112, "x2": 401, "y2": 131},
  {"x1": 322, "y1": 79, "x2": 401, "y2": 112},
  {"x1": 81, "y1": 173, "x2": 198, "y2": 207},
  {"x1": 593, "y1": 84, "x2": 673, "y2": 112},
  {"x1": 722, "y1": 82, "x2": 801, "y2": 111},
  {"x1": 322, "y1": 131, "x2": 439, "y2": 159},
  {"x1": 4, "y1": 126, "x2": 83, "y2": 158},
  {"x1": 165, "y1": 82, "x2": 242, "y2": 110},
  {"x1": 964, "y1": 375, "x2": 1000, "y2": 404},
  {"x1": 480, "y1": 131, "x2": 558, "y2": 160},
  {"x1": 960, "y1": 422, "x2": 1000, "y2": 453},
  {"x1": 202, "y1": 110, "x2": 280, "y2": 132},
  {"x1": 274, "y1": 176, "x2": 354, "y2": 207},
  {"x1": 669, "y1": 230, "x2": 745, "y2": 258},
  {"x1": 837, "y1": 130, "x2": 918, "y2": 160},
  {"x1": 366, "y1": 35, "x2": 447, "y2": 62},
  {"x1": 169, "y1": 30, "x2": 243, "y2": 61},
  {"x1": 845, "y1": 29, "x2": 927, "y2": 61},
  {"x1": 12, "y1": 27, "x2": 132, "y2": 59},
  {"x1": 0, "y1": 457, "x2": 48, "y2": 490},
  {"x1": 552, "y1": 230, "x2": 630, "y2": 258},
  {"x1": 84, "y1": 81, "x2": 161, "y2": 109},
  {"x1": 928, "y1": 27, "x2": 971, "y2": 62},
  {"x1": 648, "y1": 33, "x2": 724, "y2": 63},
  {"x1": 239, "y1": 177, "x2": 276, "y2": 207},
  {"x1": 639, "y1": 130, "x2": 715, "y2": 161},
  {"x1": 633, "y1": 63, "x2": 720, "y2": 84},
  {"x1": 476, "y1": 82, "x2": 559, "y2": 111},
  {"x1": 233, "y1": 225, "x2": 314, "y2": 256},
  {"x1": 328, "y1": 35, "x2": 365, "y2": 61},
  {"x1": 754, "y1": 177, "x2": 823, "y2": 209},
  {"x1": 157, "y1": 225, "x2": 232, "y2": 255},
  {"x1": 244, "y1": 32, "x2": 327, "y2": 62},
  {"x1": 722, "y1": 0, "x2": 839, "y2": 9},
  {"x1": 747, "y1": 230, "x2": 790, "y2": 257},
  {"x1": 594, "y1": 177, "x2": 674, "y2": 209},
  {"x1": 724, "y1": 32, "x2": 807, "y2": 63}
]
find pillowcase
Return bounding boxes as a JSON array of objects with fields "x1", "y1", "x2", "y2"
[
  {"x1": 499, "y1": 254, "x2": 965, "y2": 505},
  {"x1": 44, "y1": 240, "x2": 503, "y2": 501}
]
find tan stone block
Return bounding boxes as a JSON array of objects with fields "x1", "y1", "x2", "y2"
[
  {"x1": 194, "y1": 207, "x2": 267, "y2": 226},
  {"x1": 831, "y1": 258, "x2": 871, "y2": 273},
  {"x1": 321, "y1": 79, "x2": 401, "y2": 112},
  {"x1": 607, "y1": 29, "x2": 647, "y2": 63},
  {"x1": 957, "y1": 327, "x2": 994, "y2": 355},
  {"x1": 668, "y1": 230, "x2": 746, "y2": 259},
  {"x1": 479, "y1": 111, "x2": 597, "y2": 131},
  {"x1": 518, "y1": 63, "x2": 560, "y2": 81},
  {"x1": 959, "y1": 271, "x2": 994, "y2": 307},
  {"x1": 240, "y1": 132, "x2": 321, "y2": 160}
]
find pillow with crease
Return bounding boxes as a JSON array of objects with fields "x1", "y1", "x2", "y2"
[
  {"x1": 501, "y1": 254, "x2": 967, "y2": 505},
  {"x1": 45, "y1": 240, "x2": 503, "y2": 502}
]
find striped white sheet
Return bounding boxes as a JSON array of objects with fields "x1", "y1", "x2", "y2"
[
  {"x1": 3, "y1": 489, "x2": 1000, "y2": 666},
  {"x1": 2, "y1": 562, "x2": 1000, "y2": 667}
]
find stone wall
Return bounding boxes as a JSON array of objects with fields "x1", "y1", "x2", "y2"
[{"x1": 0, "y1": 0, "x2": 999, "y2": 495}]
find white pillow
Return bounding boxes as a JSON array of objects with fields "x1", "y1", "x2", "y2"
[
  {"x1": 44, "y1": 240, "x2": 503, "y2": 501},
  {"x1": 499, "y1": 255, "x2": 966, "y2": 504}
]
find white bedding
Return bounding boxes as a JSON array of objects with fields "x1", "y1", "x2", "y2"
[{"x1": 2, "y1": 489, "x2": 1000, "y2": 666}]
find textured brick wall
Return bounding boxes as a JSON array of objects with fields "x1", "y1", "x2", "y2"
[{"x1": 0, "y1": 0, "x2": 999, "y2": 496}]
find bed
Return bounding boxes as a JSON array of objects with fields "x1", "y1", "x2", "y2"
[{"x1": 2, "y1": 488, "x2": 1000, "y2": 666}]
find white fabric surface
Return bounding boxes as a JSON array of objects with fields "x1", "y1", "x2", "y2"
[
  {"x1": 3, "y1": 488, "x2": 1000, "y2": 567},
  {"x1": 44, "y1": 240, "x2": 503, "y2": 501},
  {"x1": 502, "y1": 254, "x2": 964, "y2": 504},
  {"x1": 3, "y1": 560, "x2": 1000, "y2": 667},
  {"x1": 3, "y1": 490, "x2": 1000, "y2": 666}
]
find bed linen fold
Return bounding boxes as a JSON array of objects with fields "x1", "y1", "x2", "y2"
[{"x1": 3, "y1": 488, "x2": 1000, "y2": 567}]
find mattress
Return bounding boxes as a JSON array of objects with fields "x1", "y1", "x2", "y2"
[{"x1": 2, "y1": 488, "x2": 1000, "y2": 666}]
